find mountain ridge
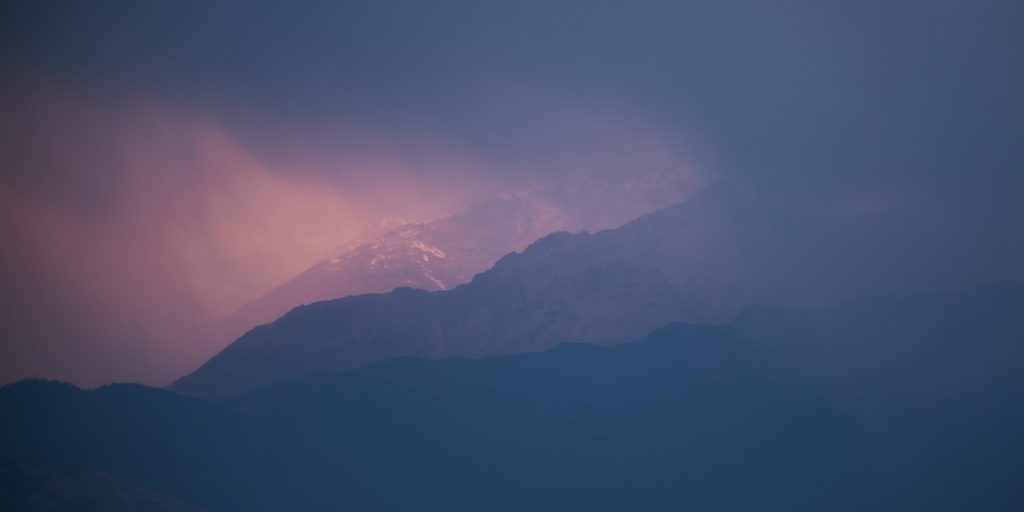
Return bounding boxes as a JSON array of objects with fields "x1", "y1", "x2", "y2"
[
  {"x1": 6, "y1": 284, "x2": 1024, "y2": 511},
  {"x1": 212, "y1": 181, "x2": 694, "y2": 352},
  {"x1": 172, "y1": 183, "x2": 1002, "y2": 399}
]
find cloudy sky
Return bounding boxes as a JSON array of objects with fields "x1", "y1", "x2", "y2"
[{"x1": 1, "y1": 0, "x2": 1022, "y2": 387}]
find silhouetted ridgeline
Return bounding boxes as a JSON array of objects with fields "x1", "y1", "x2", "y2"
[
  {"x1": 3, "y1": 284, "x2": 1024, "y2": 511},
  {"x1": 172, "y1": 185, "x2": 1003, "y2": 399},
  {"x1": 0, "y1": 461, "x2": 200, "y2": 512},
  {"x1": 219, "y1": 182, "x2": 691, "y2": 349}
]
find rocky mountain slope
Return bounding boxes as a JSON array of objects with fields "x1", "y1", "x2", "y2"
[
  {"x1": 215, "y1": 179, "x2": 693, "y2": 348},
  {"x1": 172, "y1": 184, "x2": 989, "y2": 399}
]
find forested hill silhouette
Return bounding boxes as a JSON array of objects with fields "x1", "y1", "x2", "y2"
[{"x1": 4, "y1": 284, "x2": 1024, "y2": 511}]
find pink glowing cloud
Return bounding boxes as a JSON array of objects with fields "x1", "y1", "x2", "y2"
[
  {"x1": 0, "y1": 79, "x2": 707, "y2": 387},
  {"x1": 0, "y1": 85, "x2": 492, "y2": 386}
]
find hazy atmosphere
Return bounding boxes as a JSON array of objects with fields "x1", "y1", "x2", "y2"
[
  {"x1": 3, "y1": 0, "x2": 1021, "y2": 388},
  {"x1": 1, "y1": 3, "x2": 1023, "y2": 510}
]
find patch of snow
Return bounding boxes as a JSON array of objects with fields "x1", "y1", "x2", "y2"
[
  {"x1": 411, "y1": 241, "x2": 447, "y2": 259},
  {"x1": 422, "y1": 269, "x2": 447, "y2": 290}
]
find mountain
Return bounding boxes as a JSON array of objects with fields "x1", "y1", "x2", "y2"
[
  {"x1": 173, "y1": 184, "x2": 988, "y2": 399},
  {"x1": 215, "y1": 178, "x2": 693, "y2": 348},
  {"x1": 0, "y1": 462, "x2": 202, "y2": 512},
  {"x1": 4, "y1": 285, "x2": 1024, "y2": 511},
  {"x1": 0, "y1": 380, "x2": 266, "y2": 512}
]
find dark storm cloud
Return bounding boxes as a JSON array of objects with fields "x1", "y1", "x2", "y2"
[{"x1": 4, "y1": 0, "x2": 1021, "y2": 204}]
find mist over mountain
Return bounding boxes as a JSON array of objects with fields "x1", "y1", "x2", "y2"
[
  {"x1": 5, "y1": 285, "x2": 1024, "y2": 511},
  {"x1": 3, "y1": 2, "x2": 1022, "y2": 509},
  {"x1": 172, "y1": 183, "x2": 1002, "y2": 399},
  {"x1": 215, "y1": 175, "x2": 695, "y2": 348}
]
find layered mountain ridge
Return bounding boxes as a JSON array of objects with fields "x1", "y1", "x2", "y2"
[
  {"x1": 5, "y1": 284, "x2": 1024, "y2": 511},
  {"x1": 172, "y1": 184, "x2": 988, "y2": 399},
  {"x1": 214, "y1": 178, "x2": 693, "y2": 350}
]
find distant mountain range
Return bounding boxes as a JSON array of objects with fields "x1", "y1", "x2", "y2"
[
  {"x1": 172, "y1": 184, "x2": 985, "y2": 399},
  {"x1": 214, "y1": 179, "x2": 693, "y2": 352},
  {"x1": 5, "y1": 284, "x2": 1023, "y2": 511}
]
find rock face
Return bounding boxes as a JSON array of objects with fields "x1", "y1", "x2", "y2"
[
  {"x1": 6, "y1": 285, "x2": 1024, "y2": 511},
  {"x1": 218, "y1": 194, "x2": 569, "y2": 341},
  {"x1": 171, "y1": 184, "x2": 991, "y2": 399},
  {"x1": 215, "y1": 179, "x2": 693, "y2": 349}
]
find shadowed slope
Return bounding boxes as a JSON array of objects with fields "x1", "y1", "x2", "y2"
[
  {"x1": 216, "y1": 180, "x2": 693, "y2": 351},
  {"x1": 4, "y1": 284, "x2": 1024, "y2": 510},
  {"x1": 173, "y1": 184, "x2": 991, "y2": 399}
]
